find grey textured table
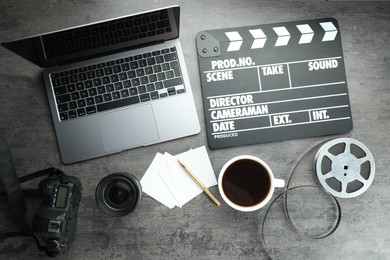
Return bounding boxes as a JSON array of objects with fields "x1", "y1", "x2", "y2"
[{"x1": 0, "y1": 1, "x2": 389, "y2": 259}]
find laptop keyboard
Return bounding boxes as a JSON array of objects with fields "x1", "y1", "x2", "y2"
[{"x1": 51, "y1": 47, "x2": 185, "y2": 121}]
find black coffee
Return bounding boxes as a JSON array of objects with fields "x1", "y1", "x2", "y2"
[{"x1": 222, "y1": 159, "x2": 271, "y2": 207}]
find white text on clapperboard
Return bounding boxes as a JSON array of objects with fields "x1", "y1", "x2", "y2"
[
  {"x1": 206, "y1": 57, "x2": 253, "y2": 82},
  {"x1": 205, "y1": 56, "x2": 347, "y2": 139}
]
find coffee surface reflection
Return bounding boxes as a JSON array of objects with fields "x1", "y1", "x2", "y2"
[{"x1": 222, "y1": 159, "x2": 271, "y2": 207}]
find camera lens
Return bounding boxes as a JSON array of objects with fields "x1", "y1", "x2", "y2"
[
  {"x1": 95, "y1": 173, "x2": 141, "y2": 217},
  {"x1": 108, "y1": 181, "x2": 131, "y2": 204}
]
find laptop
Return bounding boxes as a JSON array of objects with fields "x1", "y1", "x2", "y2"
[{"x1": 2, "y1": 5, "x2": 200, "y2": 164}]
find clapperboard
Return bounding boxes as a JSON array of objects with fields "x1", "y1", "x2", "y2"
[{"x1": 196, "y1": 18, "x2": 353, "y2": 149}]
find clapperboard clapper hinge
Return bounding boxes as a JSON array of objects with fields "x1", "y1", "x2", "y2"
[{"x1": 196, "y1": 31, "x2": 221, "y2": 58}]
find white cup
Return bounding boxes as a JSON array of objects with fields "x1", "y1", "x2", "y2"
[{"x1": 218, "y1": 155, "x2": 285, "y2": 212}]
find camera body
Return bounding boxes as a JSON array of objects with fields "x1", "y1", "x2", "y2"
[
  {"x1": 32, "y1": 173, "x2": 81, "y2": 256},
  {"x1": 0, "y1": 132, "x2": 82, "y2": 256}
]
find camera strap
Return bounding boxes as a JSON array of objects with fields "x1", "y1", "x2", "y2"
[
  {"x1": 0, "y1": 219, "x2": 46, "y2": 252},
  {"x1": 0, "y1": 132, "x2": 73, "y2": 254},
  {"x1": 0, "y1": 131, "x2": 27, "y2": 219},
  {"x1": 0, "y1": 167, "x2": 62, "y2": 252},
  {"x1": 0, "y1": 167, "x2": 58, "y2": 198}
]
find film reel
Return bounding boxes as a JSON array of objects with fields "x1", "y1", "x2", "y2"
[
  {"x1": 314, "y1": 138, "x2": 375, "y2": 198},
  {"x1": 262, "y1": 137, "x2": 376, "y2": 258}
]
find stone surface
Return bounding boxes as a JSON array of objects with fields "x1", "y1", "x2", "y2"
[{"x1": 0, "y1": 1, "x2": 389, "y2": 259}]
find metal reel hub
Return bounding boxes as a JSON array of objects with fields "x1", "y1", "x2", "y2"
[{"x1": 314, "y1": 138, "x2": 375, "y2": 198}]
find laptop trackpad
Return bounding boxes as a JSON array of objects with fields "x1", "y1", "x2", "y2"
[{"x1": 98, "y1": 104, "x2": 159, "y2": 152}]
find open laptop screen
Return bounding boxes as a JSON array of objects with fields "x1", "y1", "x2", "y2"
[{"x1": 2, "y1": 6, "x2": 180, "y2": 68}]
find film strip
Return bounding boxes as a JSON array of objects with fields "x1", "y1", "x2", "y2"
[
  {"x1": 261, "y1": 138, "x2": 375, "y2": 257},
  {"x1": 196, "y1": 18, "x2": 353, "y2": 149}
]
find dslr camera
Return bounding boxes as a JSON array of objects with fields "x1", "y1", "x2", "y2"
[
  {"x1": 32, "y1": 170, "x2": 81, "y2": 256},
  {"x1": 0, "y1": 131, "x2": 81, "y2": 257}
]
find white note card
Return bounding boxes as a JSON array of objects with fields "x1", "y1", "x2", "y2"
[
  {"x1": 140, "y1": 153, "x2": 177, "y2": 209},
  {"x1": 140, "y1": 146, "x2": 217, "y2": 209}
]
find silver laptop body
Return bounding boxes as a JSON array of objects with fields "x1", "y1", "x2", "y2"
[{"x1": 2, "y1": 6, "x2": 200, "y2": 164}]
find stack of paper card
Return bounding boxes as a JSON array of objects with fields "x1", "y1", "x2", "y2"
[{"x1": 140, "y1": 146, "x2": 217, "y2": 209}]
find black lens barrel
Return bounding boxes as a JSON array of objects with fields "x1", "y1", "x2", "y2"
[{"x1": 95, "y1": 172, "x2": 141, "y2": 217}]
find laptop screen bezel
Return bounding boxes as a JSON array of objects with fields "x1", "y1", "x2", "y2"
[{"x1": 1, "y1": 5, "x2": 180, "y2": 68}]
